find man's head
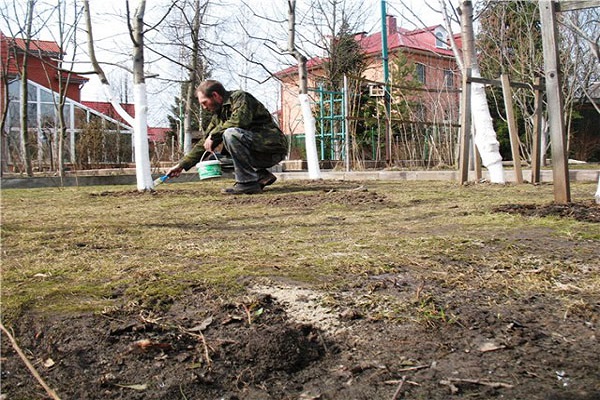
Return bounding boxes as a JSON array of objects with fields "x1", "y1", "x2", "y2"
[{"x1": 196, "y1": 80, "x2": 227, "y2": 112}]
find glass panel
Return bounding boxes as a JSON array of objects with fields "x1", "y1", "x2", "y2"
[
  {"x1": 105, "y1": 120, "x2": 118, "y2": 130},
  {"x1": 63, "y1": 131, "x2": 73, "y2": 164},
  {"x1": 416, "y1": 64, "x2": 426, "y2": 85},
  {"x1": 120, "y1": 132, "x2": 133, "y2": 163},
  {"x1": 7, "y1": 128, "x2": 22, "y2": 164},
  {"x1": 62, "y1": 103, "x2": 71, "y2": 127},
  {"x1": 40, "y1": 104, "x2": 56, "y2": 127},
  {"x1": 26, "y1": 82, "x2": 37, "y2": 101},
  {"x1": 8, "y1": 80, "x2": 20, "y2": 101},
  {"x1": 8, "y1": 102, "x2": 19, "y2": 128},
  {"x1": 104, "y1": 132, "x2": 118, "y2": 162},
  {"x1": 444, "y1": 70, "x2": 454, "y2": 88},
  {"x1": 89, "y1": 113, "x2": 101, "y2": 124},
  {"x1": 436, "y1": 32, "x2": 444, "y2": 48},
  {"x1": 74, "y1": 106, "x2": 87, "y2": 129},
  {"x1": 27, "y1": 103, "x2": 37, "y2": 126},
  {"x1": 39, "y1": 87, "x2": 53, "y2": 103}
]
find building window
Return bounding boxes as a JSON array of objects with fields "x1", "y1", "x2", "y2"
[
  {"x1": 444, "y1": 70, "x2": 454, "y2": 88},
  {"x1": 435, "y1": 32, "x2": 448, "y2": 49},
  {"x1": 39, "y1": 87, "x2": 54, "y2": 103},
  {"x1": 415, "y1": 103, "x2": 426, "y2": 120},
  {"x1": 8, "y1": 80, "x2": 20, "y2": 101},
  {"x1": 8, "y1": 102, "x2": 19, "y2": 127},
  {"x1": 26, "y1": 82, "x2": 38, "y2": 101},
  {"x1": 436, "y1": 32, "x2": 445, "y2": 48},
  {"x1": 416, "y1": 63, "x2": 426, "y2": 85}
]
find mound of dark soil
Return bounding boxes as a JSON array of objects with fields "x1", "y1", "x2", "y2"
[{"x1": 495, "y1": 200, "x2": 600, "y2": 223}]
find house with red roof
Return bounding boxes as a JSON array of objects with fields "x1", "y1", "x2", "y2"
[
  {"x1": 0, "y1": 31, "x2": 89, "y2": 102},
  {"x1": 1, "y1": 31, "x2": 170, "y2": 172},
  {"x1": 275, "y1": 15, "x2": 461, "y2": 160}
]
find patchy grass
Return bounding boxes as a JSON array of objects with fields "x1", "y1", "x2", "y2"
[
  {"x1": 2, "y1": 179, "x2": 598, "y2": 322},
  {"x1": 2, "y1": 178, "x2": 599, "y2": 399}
]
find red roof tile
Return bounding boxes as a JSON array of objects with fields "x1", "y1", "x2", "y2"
[
  {"x1": 12, "y1": 37, "x2": 62, "y2": 55},
  {"x1": 276, "y1": 18, "x2": 456, "y2": 77}
]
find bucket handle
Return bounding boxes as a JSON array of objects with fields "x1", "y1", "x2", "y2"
[{"x1": 201, "y1": 151, "x2": 217, "y2": 162}]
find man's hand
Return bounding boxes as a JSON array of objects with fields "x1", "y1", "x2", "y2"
[
  {"x1": 166, "y1": 164, "x2": 184, "y2": 178},
  {"x1": 204, "y1": 136, "x2": 214, "y2": 152}
]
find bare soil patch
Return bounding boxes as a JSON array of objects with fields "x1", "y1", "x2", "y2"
[
  {"x1": 495, "y1": 200, "x2": 600, "y2": 223},
  {"x1": 3, "y1": 279, "x2": 599, "y2": 400}
]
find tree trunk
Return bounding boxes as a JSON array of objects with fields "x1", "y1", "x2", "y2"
[
  {"x1": 131, "y1": 0, "x2": 153, "y2": 190},
  {"x1": 0, "y1": 67, "x2": 8, "y2": 175},
  {"x1": 19, "y1": 0, "x2": 35, "y2": 176},
  {"x1": 460, "y1": 0, "x2": 505, "y2": 183},
  {"x1": 83, "y1": 0, "x2": 153, "y2": 190},
  {"x1": 183, "y1": 0, "x2": 202, "y2": 155},
  {"x1": 288, "y1": 0, "x2": 321, "y2": 179}
]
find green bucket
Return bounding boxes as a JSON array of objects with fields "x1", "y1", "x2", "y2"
[{"x1": 197, "y1": 152, "x2": 222, "y2": 180}]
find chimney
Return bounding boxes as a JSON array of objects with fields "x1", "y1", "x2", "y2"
[
  {"x1": 354, "y1": 32, "x2": 367, "y2": 41},
  {"x1": 386, "y1": 15, "x2": 397, "y2": 36}
]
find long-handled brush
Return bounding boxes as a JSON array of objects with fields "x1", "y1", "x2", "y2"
[{"x1": 153, "y1": 174, "x2": 170, "y2": 186}]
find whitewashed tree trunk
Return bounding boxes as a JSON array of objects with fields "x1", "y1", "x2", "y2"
[
  {"x1": 595, "y1": 176, "x2": 600, "y2": 204},
  {"x1": 183, "y1": 116, "x2": 193, "y2": 154},
  {"x1": 132, "y1": 82, "x2": 153, "y2": 190},
  {"x1": 131, "y1": 0, "x2": 153, "y2": 190},
  {"x1": 470, "y1": 70, "x2": 504, "y2": 182},
  {"x1": 459, "y1": 0, "x2": 505, "y2": 183},
  {"x1": 299, "y1": 94, "x2": 321, "y2": 179},
  {"x1": 83, "y1": 0, "x2": 153, "y2": 190},
  {"x1": 288, "y1": 0, "x2": 321, "y2": 179}
]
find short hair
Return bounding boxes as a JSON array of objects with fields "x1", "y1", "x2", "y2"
[{"x1": 196, "y1": 80, "x2": 227, "y2": 97}]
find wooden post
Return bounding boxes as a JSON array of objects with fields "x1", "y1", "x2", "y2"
[
  {"x1": 539, "y1": 1, "x2": 570, "y2": 203},
  {"x1": 501, "y1": 74, "x2": 523, "y2": 184},
  {"x1": 459, "y1": 68, "x2": 472, "y2": 184},
  {"x1": 473, "y1": 135, "x2": 482, "y2": 180},
  {"x1": 531, "y1": 77, "x2": 543, "y2": 184}
]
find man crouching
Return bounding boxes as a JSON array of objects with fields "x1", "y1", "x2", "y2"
[{"x1": 167, "y1": 80, "x2": 288, "y2": 194}]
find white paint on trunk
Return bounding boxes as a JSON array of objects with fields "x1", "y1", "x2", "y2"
[
  {"x1": 299, "y1": 94, "x2": 321, "y2": 180},
  {"x1": 102, "y1": 82, "x2": 153, "y2": 190},
  {"x1": 101, "y1": 84, "x2": 135, "y2": 127},
  {"x1": 471, "y1": 68, "x2": 505, "y2": 183},
  {"x1": 132, "y1": 83, "x2": 153, "y2": 190},
  {"x1": 541, "y1": 118, "x2": 549, "y2": 164},
  {"x1": 595, "y1": 176, "x2": 600, "y2": 204},
  {"x1": 184, "y1": 130, "x2": 193, "y2": 154}
]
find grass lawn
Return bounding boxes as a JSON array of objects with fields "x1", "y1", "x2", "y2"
[{"x1": 1, "y1": 179, "x2": 598, "y2": 399}]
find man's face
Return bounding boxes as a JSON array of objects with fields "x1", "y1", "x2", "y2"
[{"x1": 198, "y1": 91, "x2": 223, "y2": 113}]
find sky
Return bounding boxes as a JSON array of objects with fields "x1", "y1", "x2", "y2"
[{"x1": 1, "y1": 0, "x2": 454, "y2": 127}]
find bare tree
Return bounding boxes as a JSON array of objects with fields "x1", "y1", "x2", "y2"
[
  {"x1": 462, "y1": 1, "x2": 505, "y2": 182},
  {"x1": 11, "y1": 0, "x2": 37, "y2": 176},
  {"x1": 475, "y1": 1, "x2": 550, "y2": 167},
  {"x1": 559, "y1": 7, "x2": 600, "y2": 160},
  {"x1": 288, "y1": 0, "x2": 321, "y2": 179},
  {"x1": 559, "y1": 6, "x2": 600, "y2": 203},
  {"x1": 449, "y1": 0, "x2": 505, "y2": 183},
  {"x1": 1, "y1": 0, "x2": 61, "y2": 175},
  {"x1": 143, "y1": 0, "x2": 213, "y2": 160},
  {"x1": 307, "y1": 0, "x2": 368, "y2": 167},
  {"x1": 46, "y1": 0, "x2": 83, "y2": 177},
  {"x1": 0, "y1": 33, "x2": 10, "y2": 175},
  {"x1": 177, "y1": 0, "x2": 207, "y2": 154},
  {"x1": 83, "y1": 0, "x2": 157, "y2": 191}
]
